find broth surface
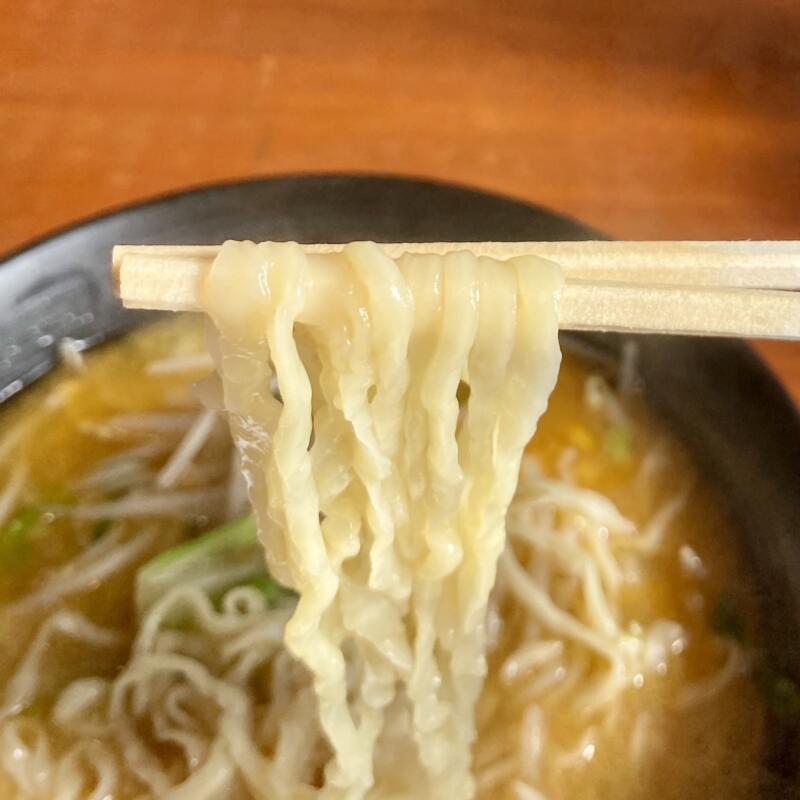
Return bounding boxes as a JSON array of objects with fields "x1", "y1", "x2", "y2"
[{"x1": 0, "y1": 318, "x2": 764, "y2": 799}]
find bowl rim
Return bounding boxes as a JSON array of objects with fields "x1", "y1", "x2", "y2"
[{"x1": 1, "y1": 172, "x2": 800, "y2": 791}]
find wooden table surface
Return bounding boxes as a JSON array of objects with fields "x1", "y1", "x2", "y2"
[{"x1": 2, "y1": 0, "x2": 799, "y2": 402}]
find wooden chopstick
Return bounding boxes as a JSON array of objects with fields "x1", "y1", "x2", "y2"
[
  {"x1": 112, "y1": 242, "x2": 800, "y2": 340},
  {"x1": 114, "y1": 241, "x2": 800, "y2": 289}
]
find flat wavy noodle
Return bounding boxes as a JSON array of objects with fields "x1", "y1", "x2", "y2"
[{"x1": 200, "y1": 241, "x2": 563, "y2": 799}]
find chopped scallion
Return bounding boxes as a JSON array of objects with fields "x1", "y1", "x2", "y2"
[
  {"x1": 0, "y1": 507, "x2": 41, "y2": 567},
  {"x1": 245, "y1": 574, "x2": 297, "y2": 609},
  {"x1": 135, "y1": 515, "x2": 295, "y2": 618},
  {"x1": 602, "y1": 424, "x2": 634, "y2": 463}
]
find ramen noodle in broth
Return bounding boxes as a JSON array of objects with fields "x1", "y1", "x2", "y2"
[{"x1": 0, "y1": 242, "x2": 765, "y2": 800}]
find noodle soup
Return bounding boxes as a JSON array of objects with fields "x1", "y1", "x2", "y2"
[{"x1": 0, "y1": 316, "x2": 767, "y2": 798}]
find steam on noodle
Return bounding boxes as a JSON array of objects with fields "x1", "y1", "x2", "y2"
[{"x1": 199, "y1": 241, "x2": 563, "y2": 798}]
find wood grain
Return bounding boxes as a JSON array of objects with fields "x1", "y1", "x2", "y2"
[{"x1": 1, "y1": 0, "x2": 798, "y2": 401}]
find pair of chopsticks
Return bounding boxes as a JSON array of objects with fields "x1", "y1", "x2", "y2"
[{"x1": 112, "y1": 241, "x2": 800, "y2": 339}]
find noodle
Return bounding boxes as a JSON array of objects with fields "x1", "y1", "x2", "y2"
[
  {"x1": 156, "y1": 410, "x2": 218, "y2": 489},
  {"x1": 8, "y1": 526, "x2": 156, "y2": 615},
  {"x1": 200, "y1": 241, "x2": 562, "y2": 799},
  {"x1": 2, "y1": 611, "x2": 124, "y2": 718}
]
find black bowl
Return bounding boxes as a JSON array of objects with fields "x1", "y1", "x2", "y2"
[{"x1": 1, "y1": 174, "x2": 799, "y2": 794}]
